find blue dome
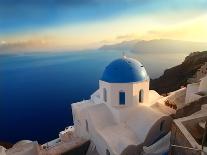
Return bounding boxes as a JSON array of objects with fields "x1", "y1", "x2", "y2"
[{"x1": 101, "y1": 57, "x2": 149, "y2": 83}]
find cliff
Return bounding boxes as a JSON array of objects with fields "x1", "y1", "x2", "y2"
[{"x1": 150, "y1": 51, "x2": 207, "y2": 94}]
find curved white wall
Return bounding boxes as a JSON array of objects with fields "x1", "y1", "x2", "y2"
[
  {"x1": 132, "y1": 80, "x2": 149, "y2": 105},
  {"x1": 199, "y1": 76, "x2": 207, "y2": 92}
]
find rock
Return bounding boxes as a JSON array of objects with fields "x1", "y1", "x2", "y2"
[{"x1": 150, "y1": 51, "x2": 207, "y2": 94}]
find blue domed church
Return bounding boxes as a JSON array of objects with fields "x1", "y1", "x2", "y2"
[
  {"x1": 100, "y1": 57, "x2": 149, "y2": 109},
  {"x1": 71, "y1": 57, "x2": 172, "y2": 155}
]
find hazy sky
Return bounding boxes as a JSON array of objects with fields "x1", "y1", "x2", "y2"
[{"x1": 1, "y1": 0, "x2": 207, "y2": 52}]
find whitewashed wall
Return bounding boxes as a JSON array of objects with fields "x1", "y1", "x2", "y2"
[
  {"x1": 199, "y1": 76, "x2": 207, "y2": 92},
  {"x1": 185, "y1": 83, "x2": 202, "y2": 103},
  {"x1": 132, "y1": 80, "x2": 149, "y2": 105}
]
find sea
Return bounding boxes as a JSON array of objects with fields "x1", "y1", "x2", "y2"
[{"x1": 0, "y1": 50, "x2": 188, "y2": 144}]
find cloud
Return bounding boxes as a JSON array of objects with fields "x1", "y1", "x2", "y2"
[
  {"x1": 1, "y1": 0, "x2": 207, "y2": 51},
  {"x1": 0, "y1": 40, "x2": 7, "y2": 45},
  {"x1": 99, "y1": 34, "x2": 135, "y2": 44},
  {"x1": 0, "y1": 0, "x2": 146, "y2": 7},
  {"x1": 0, "y1": 40, "x2": 50, "y2": 52},
  {"x1": 116, "y1": 34, "x2": 136, "y2": 40},
  {"x1": 1, "y1": 0, "x2": 207, "y2": 35},
  {"x1": 145, "y1": 15, "x2": 207, "y2": 42},
  {"x1": 99, "y1": 40, "x2": 113, "y2": 44}
]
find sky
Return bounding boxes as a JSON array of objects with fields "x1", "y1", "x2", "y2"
[{"x1": 0, "y1": 0, "x2": 207, "y2": 52}]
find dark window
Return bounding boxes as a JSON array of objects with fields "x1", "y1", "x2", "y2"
[
  {"x1": 85, "y1": 120, "x2": 89, "y2": 132},
  {"x1": 139, "y1": 89, "x2": 144, "y2": 103},
  {"x1": 103, "y1": 88, "x2": 107, "y2": 102},
  {"x1": 160, "y1": 120, "x2": 165, "y2": 131},
  {"x1": 106, "y1": 149, "x2": 110, "y2": 155},
  {"x1": 119, "y1": 92, "x2": 125, "y2": 105}
]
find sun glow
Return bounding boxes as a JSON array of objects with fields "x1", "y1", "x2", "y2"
[{"x1": 1, "y1": 7, "x2": 207, "y2": 52}]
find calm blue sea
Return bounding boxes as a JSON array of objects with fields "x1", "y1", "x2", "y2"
[{"x1": 0, "y1": 50, "x2": 187, "y2": 144}]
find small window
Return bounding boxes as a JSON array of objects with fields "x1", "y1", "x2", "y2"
[
  {"x1": 103, "y1": 88, "x2": 107, "y2": 102},
  {"x1": 106, "y1": 149, "x2": 110, "y2": 155},
  {"x1": 119, "y1": 91, "x2": 125, "y2": 105},
  {"x1": 139, "y1": 89, "x2": 144, "y2": 103},
  {"x1": 85, "y1": 120, "x2": 89, "y2": 132},
  {"x1": 160, "y1": 120, "x2": 165, "y2": 131}
]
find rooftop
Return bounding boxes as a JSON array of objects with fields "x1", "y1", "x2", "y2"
[{"x1": 101, "y1": 57, "x2": 149, "y2": 83}]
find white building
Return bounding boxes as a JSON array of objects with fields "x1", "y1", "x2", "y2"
[
  {"x1": 171, "y1": 104, "x2": 207, "y2": 155},
  {"x1": 196, "y1": 62, "x2": 207, "y2": 80},
  {"x1": 188, "y1": 62, "x2": 207, "y2": 83},
  {"x1": 185, "y1": 75, "x2": 207, "y2": 104},
  {"x1": 72, "y1": 57, "x2": 173, "y2": 155}
]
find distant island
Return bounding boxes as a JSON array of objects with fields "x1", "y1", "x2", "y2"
[
  {"x1": 100, "y1": 39, "x2": 207, "y2": 54},
  {"x1": 1, "y1": 39, "x2": 207, "y2": 55}
]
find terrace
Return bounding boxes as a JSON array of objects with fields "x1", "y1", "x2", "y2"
[{"x1": 40, "y1": 126, "x2": 89, "y2": 155}]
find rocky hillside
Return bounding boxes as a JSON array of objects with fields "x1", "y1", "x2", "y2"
[
  {"x1": 150, "y1": 51, "x2": 207, "y2": 94},
  {"x1": 0, "y1": 141, "x2": 13, "y2": 149}
]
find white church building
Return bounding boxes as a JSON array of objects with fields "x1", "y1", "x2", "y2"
[{"x1": 72, "y1": 57, "x2": 173, "y2": 155}]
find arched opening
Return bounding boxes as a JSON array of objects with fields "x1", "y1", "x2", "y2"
[
  {"x1": 103, "y1": 88, "x2": 107, "y2": 102},
  {"x1": 139, "y1": 89, "x2": 144, "y2": 103},
  {"x1": 119, "y1": 91, "x2": 125, "y2": 105},
  {"x1": 106, "y1": 149, "x2": 110, "y2": 155},
  {"x1": 85, "y1": 120, "x2": 89, "y2": 132}
]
